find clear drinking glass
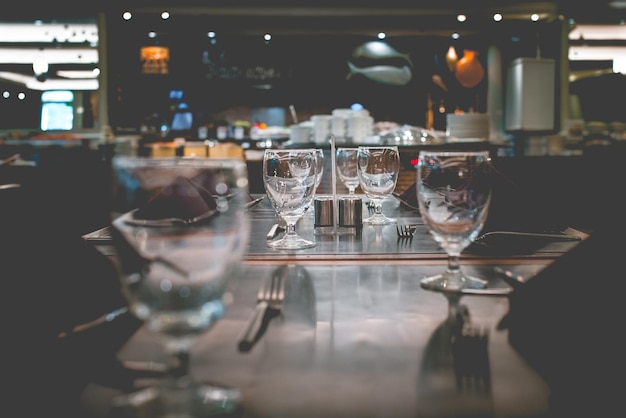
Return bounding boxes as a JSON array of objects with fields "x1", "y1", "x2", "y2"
[
  {"x1": 108, "y1": 156, "x2": 250, "y2": 417},
  {"x1": 357, "y1": 146, "x2": 400, "y2": 225},
  {"x1": 263, "y1": 149, "x2": 317, "y2": 250},
  {"x1": 416, "y1": 151, "x2": 492, "y2": 291},
  {"x1": 336, "y1": 147, "x2": 360, "y2": 195}
]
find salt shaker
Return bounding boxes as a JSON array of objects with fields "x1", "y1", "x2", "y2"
[
  {"x1": 314, "y1": 196, "x2": 335, "y2": 235},
  {"x1": 338, "y1": 196, "x2": 362, "y2": 235}
]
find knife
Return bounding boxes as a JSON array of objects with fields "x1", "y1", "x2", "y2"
[
  {"x1": 266, "y1": 223, "x2": 282, "y2": 240},
  {"x1": 245, "y1": 196, "x2": 265, "y2": 210}
]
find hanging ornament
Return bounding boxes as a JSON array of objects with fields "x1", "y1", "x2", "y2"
[
  {"x1": 445, "y1": 45, "x2": 458, "y2": 73},
  {"x1": 455, "y1": 49, "x2": 485, "y2": 88}
]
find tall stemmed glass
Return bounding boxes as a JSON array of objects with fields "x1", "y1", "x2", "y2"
[
  {"x1": 416, "y1": 151, "x2": 492, "y2": 291},
  {"x1": 109, "y1": 156, "x2": 250, "y2": 417},
  {"x1": 263, "y1": 149, "x2": 317, "y2": 250},
  {"x1": 357, "y1": 146, "x2": 400, "y2": 225},
  {"x1": 336, "y1": 147, "x2": 360, "y2": 195}
]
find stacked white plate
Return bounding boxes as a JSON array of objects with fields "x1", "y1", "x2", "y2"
[{"x1": 446, "y1": 113, "x2": 490, "y2": 142}]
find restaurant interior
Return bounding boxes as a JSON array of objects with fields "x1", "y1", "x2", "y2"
[{"x1": 1, "y1": 1, "x2": 624, "y2": 418}]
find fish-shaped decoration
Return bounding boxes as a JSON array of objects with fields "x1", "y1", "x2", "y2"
[
  {"x1": 351, "y1": 41, "x2": 414, "y2": 66},
  {"x1": 347, "y1": 62, "x2": 412, "y2": 86},
  {"x1": 347, "y1": 41, "x2": 413, "y2": 86}
]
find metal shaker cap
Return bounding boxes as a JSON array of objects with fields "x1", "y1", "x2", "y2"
[
  {"x1": 314, "y1": 197, "x2": 334, "y2": 227},
  {"x1": 338, "y1": 196, "x2": 362, "y2": 227}
]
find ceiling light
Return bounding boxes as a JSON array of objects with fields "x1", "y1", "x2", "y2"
[
  {"x1": 56, "y1": 70, "x2": 99, "y2": 79},
  {"x1": 569, "y1": 24, "x2": 626, "y2": 40},
  {"x1": 0, "y1": 71, "x2": 98, "y2": 91},
  {"x1": 0, "y1": 22, "x2": 98, "y2": 44},
  {"x1": 569, "y1": 45, "x2": 626, "y2": 60},
  {"x1": 0, "y1": 48, "x2": 98, "y2": 64}
]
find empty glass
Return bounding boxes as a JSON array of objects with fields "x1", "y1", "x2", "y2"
[
  {"x1": 263, "y1": 149, "x2": 318, "y2": 249},
  {"x1": 357, "y1": 146, "x2": 400, "y2": 225},
  {"x1": 109, "y1": 156, "x2": 250, "y2": 417},
  {"x1": 336, "y1": 147, "x2": 360, "y2": 195},
  {"x1": 416, "y1": 151, "x2": 492, "y2": 291}
]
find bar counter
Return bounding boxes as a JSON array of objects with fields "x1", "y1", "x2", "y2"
[{"x1": 76, "y1": 193, "x2": 606, "y2": 418}]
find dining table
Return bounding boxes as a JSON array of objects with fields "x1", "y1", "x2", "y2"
[{"x1": 77, "y1": 193, "x2": 617, "y2": 418}]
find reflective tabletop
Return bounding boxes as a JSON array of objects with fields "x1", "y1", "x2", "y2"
[
  {"x1": 79, "y1": 193, "x2": 590, "y2": 417},
  {"x1": 81, "y1": 262, "x2": 551, "y2": 418},
  {"x1": 246, "y1": 194, "x2": 582, "y2": 262}
]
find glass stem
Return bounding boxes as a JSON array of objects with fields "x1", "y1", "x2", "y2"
[
  {"x1": 284, "y1": 221, "x2": 297, "y2": 238},
  {"x1": 447, "y1": 254, "x2": 461, "y2": 275},
  {"x1": 374, "y1": 203, "x2": 384, "y2": 216}
]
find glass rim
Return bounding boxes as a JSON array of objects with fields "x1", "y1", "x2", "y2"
[
  {"x1": 264, "y1": 148, "x2": 319, "y2": 153},
  {"x1": 357, "y1": 145, "x2": 399, "y2": 149},
  {"x1": 417, "y1": 150, "x2": 490, "y2": 157}
]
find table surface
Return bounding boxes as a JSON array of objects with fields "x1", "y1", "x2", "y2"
[
  {"x1": 80, "y1": 193, "x2": 587, "y2": 418},
  {"x1": 245, "y1": 194, "x2": 581, "y2": 262}
]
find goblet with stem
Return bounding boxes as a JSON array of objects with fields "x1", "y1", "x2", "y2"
[
  {"x1": 263, "y1": 149, "x2": 317, "y2": 250},
  {"x1": 416, "y1": 151, "x2": 492, "y2": 291},
  {"x1": 109, "y1": 156, "x2": 251, "y2": 417},
  {"x1": 335, "y1": 147, "x2": 360, "y2": 195},
  {"x1": 357, "y1": 146, "x2": 400, "y2": 225}
]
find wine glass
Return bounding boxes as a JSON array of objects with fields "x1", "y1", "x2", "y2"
[
  {"x1": 357, "y1": 146, "x2": 400, "y2": 225},
  {"x1": 263, "y1": 149, "x2": 317, "y2": 250},
  {"x1": 335, "y1": 147, "x2": 360, "y2": 195},
  {"x1": 416, "y1": 151, "x2": 492, "y2": 291},
  {"x1": 108, "y1": 156, "x2": 250, "y2": 417}
]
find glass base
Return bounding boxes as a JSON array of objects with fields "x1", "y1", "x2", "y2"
[
  {"x1": 110, "y1": 378, "x2": 241, "y2": 418},
  {"x1": 420, "y1": 272, "x2": 488, "y2": 293},
  {"x1": 363, "y1": 214, "x2": 397, "y2": 225},
  {"x1": 267, "y1": 234, "x2": 316, "y2": 250}
]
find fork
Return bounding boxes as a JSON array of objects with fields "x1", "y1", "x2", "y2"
[
  {"x1": 238, "y1": 270, "x2": 286, "y2": 352},
  {"x1": 396, "y1": 224, "x2": 416, "y2": 239},
  {"x1": 451, "y1": 321, "x2": 491, "y2": 395}
]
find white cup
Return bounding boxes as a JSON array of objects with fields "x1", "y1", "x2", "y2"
[
  {"x1": 311, "y1": 115, "x2": 332, "y2": 145},
  {"x1": 290, "y1": 125, "x2": 312, "y2": 144}
]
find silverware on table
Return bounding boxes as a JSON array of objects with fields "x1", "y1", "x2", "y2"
[
  {"x1": 452, "y1": 322, "x2": 491, "y2": 395},
  {"x1": 245, "y1": 196, "x2": 265, "y2": 210},
  {"x1": 474, "y1": 230, "x2": 582, "y2": 245},
  {"x1": 266, "y1": 223, "x2": 281, "y2": 240},
  {"x1": 238, "y1": 269, "x2": 286, "y2": 352},
  {"x1": 396, "y1": 224, "x2": 417, "y2": 239},
  {"x1": 266, "y1": 216, "x2": 286, "y2": 240}
]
